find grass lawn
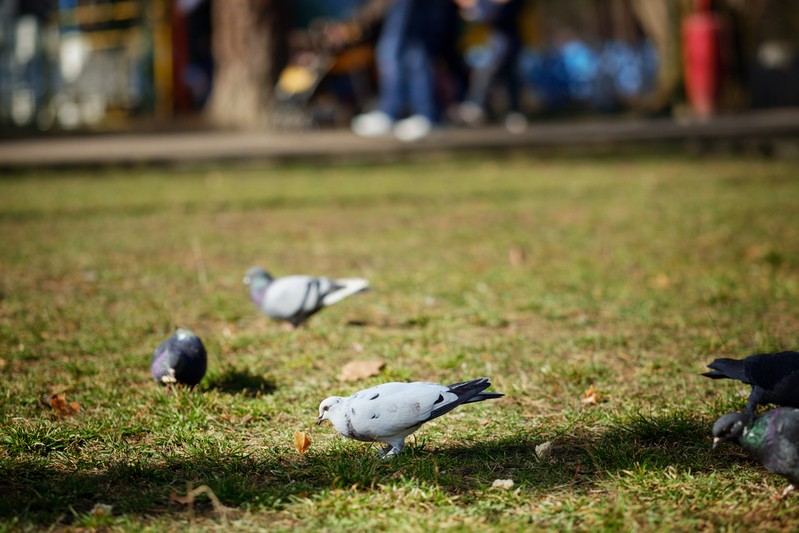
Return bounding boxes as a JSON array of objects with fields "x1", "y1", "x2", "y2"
[{"x1": 1, "y1": 153, "x2": 798, "y2": 531}]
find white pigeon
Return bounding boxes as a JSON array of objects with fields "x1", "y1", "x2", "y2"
[
  {"x1": 316, "y1": 377, "x2": 504, "y2": 456},
  {"x1": 243, "y1": 266, "x2": 369, "y2": 328}
]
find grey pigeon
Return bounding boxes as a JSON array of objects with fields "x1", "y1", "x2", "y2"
[
  {"x1": 316, "y1": 377, "x2": 503, "y2": 456},
  {"x1": 713, "y1": 407, "x2": 799, "y2": 497},
  {"x1": 243, "y1": 266, "x2": 369, "y2": 328},
  {"x1": 151, "y1": 328, "x2": 207, "y2": 388},
  {"x1": 702, "y1": 351, "x2": 799, "y2": 413}
]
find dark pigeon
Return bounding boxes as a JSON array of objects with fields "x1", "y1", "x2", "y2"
[
  {"x1": 151, "y1": 328, "x2": 207, "y2": 388},
  {"x1": 316, "y1": 377, "x2": 504, "y2": 456},
  {"x1": 243, "y1": 266, "x2": 369, "y2": 328},
  {"x1": 702, "y1": 351, "x2": 799, "y2": 413},
  {"x1": 713, "y1": 407, "x2": 799, "y2": 497}
]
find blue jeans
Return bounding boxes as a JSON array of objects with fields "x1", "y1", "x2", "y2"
[{"x1": 376, "y1": 0, "x2": 451, "y2": 122}]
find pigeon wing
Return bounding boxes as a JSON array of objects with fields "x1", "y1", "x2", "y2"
[
  {"x1": 345, "y1": 383, "x2": 451, "y2": 438},
  {"x1": 261, "y1": 276, "x2": 321, "y2": 319},
  {"x1": 758, "y1": 408, "x2": 799, "y2": 484}
]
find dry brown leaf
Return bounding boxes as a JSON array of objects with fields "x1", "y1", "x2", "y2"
[
  {"x1": 294, "y1": 431, "x2": 312, "y2": 454},
  {"x1": 49, "y1": 393, "x2": 80, "y2": 416},
  {"x1": 508, "y1": 246, "x2": 526, "y2": 267},
  {"x1": 337, "y1": 359, "x2": 385, "y2": 382},
  {"x1": 535, "y1": 441, "x2": 553, "y2": 459},
  {"x1": 649, "y1": 273, "x2": 670, "y2": 289},
  {"x1": 581, "y1": 386, "x2": 599, "y2": 406}
]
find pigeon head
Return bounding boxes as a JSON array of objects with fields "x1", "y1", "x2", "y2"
[
  {"x1": 243, "y1": 267, "x2": 272, "y2": 287},
  {"x1": 175, "y1": 327, "x2": 196, "y2": 340},
  {"x1": 712, "y1": 412, "x2": 750, "y2": 448},
  {"x1": 316, "y1": 396, "x2": 343, "y2": 425}
]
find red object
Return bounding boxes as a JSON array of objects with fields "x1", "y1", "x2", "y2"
[{"x1": 682, "y1": 1, "x2": 720, "y2": 118}]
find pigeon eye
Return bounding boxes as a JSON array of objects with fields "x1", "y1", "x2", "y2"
[{"x1": 323, "y1": 405, "x2": 329, "y2": 411}]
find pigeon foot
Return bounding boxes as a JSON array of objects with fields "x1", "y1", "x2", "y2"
[{"x1": 377, "y1": 445, "x2": 402, "y2": 458}]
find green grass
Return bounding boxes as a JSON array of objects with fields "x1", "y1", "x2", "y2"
[{"x1": 1, "y1": 153, "x2": 798, "y2": 531}]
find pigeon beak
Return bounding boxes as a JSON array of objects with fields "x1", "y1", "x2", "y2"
[
  {"x1": 712, "y1": 437, "x2": 720, "y2": 449},
  {"x1": 316, "y1": 415, "x2": 324, "y2": 426}
]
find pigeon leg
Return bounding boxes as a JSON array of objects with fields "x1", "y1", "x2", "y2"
[
  {"x1": 376, "y1": 444, "x2": 394, "y2": 457},
  {"x1": 379, "y1": 438, "x2": 405, "y2": 458},
  {"x1": 381, "y1": 447, "x2": 403, "y2": 458},
  {"x1": 744, "y1": 388, "x2": 765, "y2": 414}
]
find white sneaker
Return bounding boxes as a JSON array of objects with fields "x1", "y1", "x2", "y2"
[
  {"x1": 458, "y1": 101, "x2": 485, "y2": 126},
  {"x1": 504, "y1": 112, "x2": 528, "y2": 134},
  {"x1": 393, "y1": 115, "x2": 432, "y2": 142},
  {"x1": 351, "y1": 111, "x2": 393, "y2": 137}
]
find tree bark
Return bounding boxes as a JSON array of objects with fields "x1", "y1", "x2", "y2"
[{"x1": 208, "y1": 0, "x2": 289, "y2": 129}]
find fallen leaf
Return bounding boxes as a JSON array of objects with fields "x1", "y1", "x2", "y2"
[
  {"x1": 535, "y1": 441, "x2": 553, "y2": 459},
  {"x1": 338, "y1": 359, "x2": 385, "y2": 382},
  {"x1": 581, "y1": 386, "x2": 599, "y2": 406},
  {"x1": 492, "y1": 479, "x2": 515, "y2": 490},
  {"x1": 294, "y1": 431, "x2": 312, "y2": 454},
  {"x1": 508, "y1": 246, "x2": 526, "y2": 267},
  {"x1": 649, "y1": 273, "x2": 670, "y2": 289},
  {"x1": 49, "y1": 393, "x2": 80, "y2": 416},
  {"x1": 745, "y1": 244, "x2": 767, "y2": 261}
]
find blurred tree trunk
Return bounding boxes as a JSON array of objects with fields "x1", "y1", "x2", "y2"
[{"x1": 208, "y1": 0, "x2": 290, "y2": 129}]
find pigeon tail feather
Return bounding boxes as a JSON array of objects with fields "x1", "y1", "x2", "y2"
[
  {"x1": 321, "y1": 278, "x2": 370, "y2": 307},
  {"x1": 428, "y1": 378, "x2": 501, "y2": 421},
  {"x1": 463, "y1": 392, "x2": 505, "y2": 404}
]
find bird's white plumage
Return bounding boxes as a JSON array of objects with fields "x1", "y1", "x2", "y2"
[
  {"x1": 244, "y1": 266, "x2": 369, "y2": 327},
  {"x1": 317, "y1": 379, "x2": 501, "y2": 456}
]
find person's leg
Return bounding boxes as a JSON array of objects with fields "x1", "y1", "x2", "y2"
[
  {"x1": 465, "y1": 30, "x2": 510, "y2": 109},
  {"x1": 375, "y1": 0, "x2": 412, "y2": 119}
]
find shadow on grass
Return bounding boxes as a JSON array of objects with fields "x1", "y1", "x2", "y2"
[
  {"x1": 204, "y1": 366, "x2": 276, "y2": 397},
  {"x1": 0, "y1": 411, "x2": 744, "y2": 527}
]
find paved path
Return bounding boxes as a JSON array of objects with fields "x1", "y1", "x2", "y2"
[{"x1": 1, "y1": 108, "x2": 799, "y2": 170}]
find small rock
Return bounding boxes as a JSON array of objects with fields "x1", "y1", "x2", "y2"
[
  {"x1": 535, "y1": 441, "x2": 553, "y2": 459},
  {"x1": 491, "y1": 479, "x2": 515, "y2": 490}
]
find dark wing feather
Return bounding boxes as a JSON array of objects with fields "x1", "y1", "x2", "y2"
[{"x1": 745, "y1": 351, "x2": 799, "y2": 391}]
